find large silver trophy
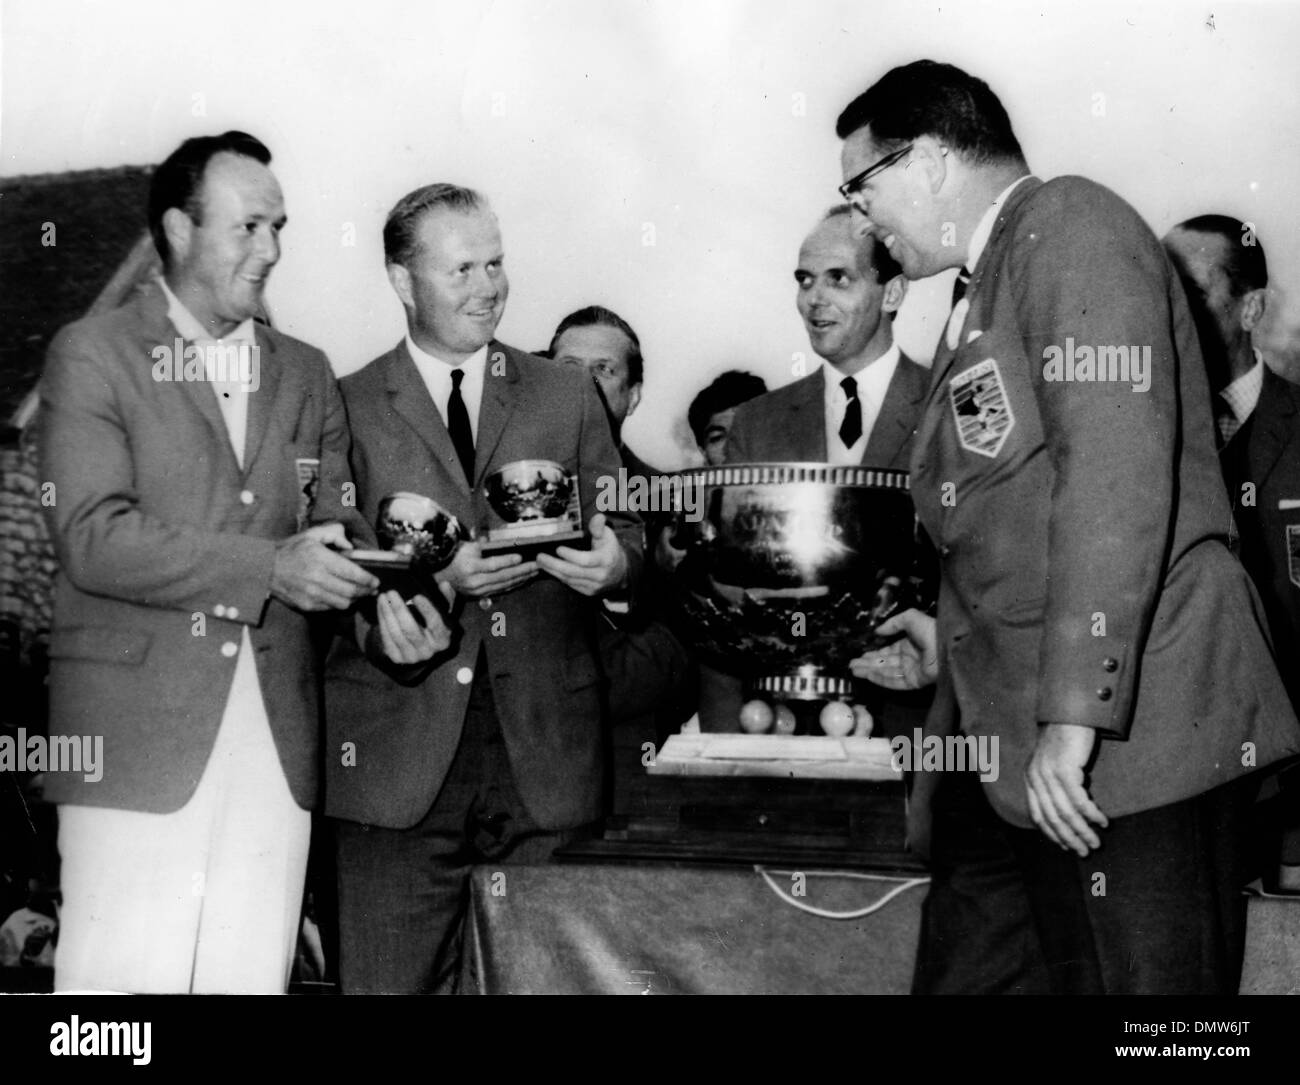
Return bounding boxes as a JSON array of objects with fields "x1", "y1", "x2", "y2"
[
  {"x1": 666, "y1": 463, "x2": 934, "y2": 704},
  {"x1": 350, "y1": 491, "x2": 467, "y2": 618}
]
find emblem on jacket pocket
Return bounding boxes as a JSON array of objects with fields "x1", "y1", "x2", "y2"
[
  {"x1": 1287, "y1": 524, "x2": 1300, "y2": 589},
  {"x1": 950, "y1": 359, "x2": 1014, "y2": 458},
  {"x1": 295, "y1": 457, "x2": 321, "y2": 531}
]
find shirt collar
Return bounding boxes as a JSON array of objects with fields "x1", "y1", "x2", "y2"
[
  {"x1": 1220, "y1": 348, "x2": 1265, "y2": 423},
  {"x1": 158, "y1": 276, "x2": 255, "y2": 343},
  {"x1": 824, "y1": 341, "x2": 901, "y2": 403},
  {"x1": 404, "y1": 334, "x2": 489, "y2": 380},
  {"x1": 966, "y1": 175, "x2": 1034, "y2": 272}
]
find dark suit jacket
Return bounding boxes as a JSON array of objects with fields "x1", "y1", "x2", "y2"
[
  {"x1": 324, "y1": 340, "x2": 643, "y2": 831},
  {"x1": 1222, "y1": 365, "x2": 1300, "y2": 707},
  {"x1": 710, "y1": 353, "x2": 932, "y2": 737},
  {"x1": 725, "y1": 353, "x2": 928, "y2": 468},
  {"x1": 912, "y1": 175, "x2": 1300, "y2": 827},
  {"x1": 38, "y1": 280, "x2": 360, "y2": 812}
]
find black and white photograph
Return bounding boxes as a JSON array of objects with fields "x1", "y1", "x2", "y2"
[{"x1": 2, "y1": 0, "x2": 1299, "y2": 1060}]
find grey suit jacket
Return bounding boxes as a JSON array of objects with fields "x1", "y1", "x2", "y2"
[
  {"x1": 912, "y1": 175, "x2": 1299, "y2": 827},
  {"x1": 725, "y1": 353, "x2": 928, "y2": 469},
  {"x1": 324, "y1": 340, "x2": 643, "y2": 830},
  {"x1": 39, "y1": 280, "x2": 361, "y2": 812}
]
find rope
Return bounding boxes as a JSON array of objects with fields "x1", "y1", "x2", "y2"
[{"x1": 754, "y1": 865, "x2": 930, "y2": 919}]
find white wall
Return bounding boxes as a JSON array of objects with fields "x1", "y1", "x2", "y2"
[{"x1": 5, "y1": 0, "x2": 1298, "y2": 467}]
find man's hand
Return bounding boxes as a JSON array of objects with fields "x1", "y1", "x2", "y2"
[
  {"x1": 1025, "y1": 723, "x2": 1108, "y2": 856},
  {"x1": 373, "y1": 588, "x2": 453, "y2": 664},
  {"x1": 655, "y1": 523, "x2": 688, "y2": 572},
  {"x1": 536, "y1": 513, "x2": 629, "y2": 597},
  {"x1": 271, "y1": 523, "x2": 378, "y2": 611},
  {"x1": 850, "y1": 609, "x2": 938, "y2": 690},
  {"x1": 440, "y1": 539, "x2": 538, "y2": 598}
]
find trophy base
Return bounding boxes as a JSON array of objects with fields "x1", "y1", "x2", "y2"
[
  {"x1": 349, "y1": 550, "x2": 452, "y2": 623},
  {"x1": 479, "y1": 522, "x2": 587, "y2": 559},
  {"x1": 750, "y1": 665, "x2": 854, "y2": 702}
]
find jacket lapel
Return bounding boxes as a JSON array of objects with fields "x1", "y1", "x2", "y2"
[
  {"x1": 915, "y1": 178, "x2": 1043, "y2": 463},
  {"x1": 134, "y1": 283, "x2": 242, "y2": 477},
  {"x1": 862, "y1": 354, "x2": 927, "y2": 468},
  {"x1": 241, "y1": 322, "x2": 282, "y2": 476},
  {"x1": 471, "y1": 341, "x2": 521, "y2": 485},
  {"x1": 385, "y1": 340, "x2": 471, "y2": 499},
  {"x1": 795, "y1": 367, "x2": 828, "y2": 460}
]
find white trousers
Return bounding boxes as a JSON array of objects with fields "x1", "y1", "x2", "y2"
[{"x1": 54, "y1": 632, "x2": 311, "y2": 993}]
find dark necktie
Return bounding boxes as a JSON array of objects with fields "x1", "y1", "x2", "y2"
[
  {"x1": 447, "y1": 368, "x2": 475, "y2": 485},
  {"x1": 839, "y1": 375, "x2": 862, "y2": 449},
  {"x1": 951, "y1": 265, "x2": 972, "y2": 309}
]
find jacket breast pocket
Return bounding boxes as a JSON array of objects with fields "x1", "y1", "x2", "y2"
[{"x1": 49, "y1": 626, "x2": 152, "y2": 666}]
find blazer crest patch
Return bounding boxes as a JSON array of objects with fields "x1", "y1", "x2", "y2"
[
  {"x1": 1287, "y1": 524, "x2": 1300, "y2": 589},
  {"x1": 949, "y1": 358, "x2": 1015, "y2": 458}
]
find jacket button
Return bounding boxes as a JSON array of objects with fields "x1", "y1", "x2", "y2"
[
  {"x1": 478, "y1": 597, "x2": 494, "y2": 611},
  {"x1": 1102, "y1": 657, "x2": 1118, "y2": 672},
  {"x1": 227, "y1": 606, "x2": 239, "y2": 621},
  {"x1": 214, "y1": 604, "x2": 227, "y2": 618},
  {"x1": 939, "y1": 545, "x2": 952, "y2": 559},
  {"x1": 221, "y1": 641, "x2": 239, "y2": 658},
  {"x1": 455, "y1": 666, "x2": 474, "y2": 685},
  {"x1": 1097, "y1": 687, "x2": 1113, "y2": 701},
  {"x1": 239, "y1": 489, "x2": 255, "y2": 505}
]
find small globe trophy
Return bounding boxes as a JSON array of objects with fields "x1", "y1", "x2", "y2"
[
  {"x1": 350, "y1": 491, "x2": 467, "y2": 618},
  {"x1": 479, "y1": 459, "x2": 586, "y2": 557}
]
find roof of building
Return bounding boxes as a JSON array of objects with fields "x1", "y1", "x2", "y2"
[{"x1": 0, "y1": 164, "x2": 154, "y2": 425}]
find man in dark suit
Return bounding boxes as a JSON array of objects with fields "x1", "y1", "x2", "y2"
[
  {"x1": 1165, "y1": 216, "x2": 1300, "y2": 891},
  {"x1": 39, "y1": 131, "x2": 444, "y2": 993},
  {"x1": 326, "y1": 184, "x2": 642, "y2": 993},
  {"x1": 841, "y1": 60, "x2": 1299, "y2": 994},
  {"x1": 549, "y1": 306, "x2": 694, "y2": 801},
  {"x1": 700, "y1": 206, "x2": 929, "y2": 734}
]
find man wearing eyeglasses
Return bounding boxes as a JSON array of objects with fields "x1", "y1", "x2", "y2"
[{"x1": 840, "y1": 60, "x2": 1299, "y2": 995}]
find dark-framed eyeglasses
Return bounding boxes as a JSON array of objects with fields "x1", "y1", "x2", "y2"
[{"x1": 838, "y1": 143, "x2": 914, "y2": 207}]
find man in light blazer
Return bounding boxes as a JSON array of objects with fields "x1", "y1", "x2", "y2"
[
  {"x1": 703, "y1": 206, "x2": 930, "y2": 735},
  {"x1": 39, "y1": 131, "x2": 445, "y2": 994},
  {"x1": 841, "y1": 61, "x2": 1300, "y2": 994},
  {"x1": 326, "y1": 184, "x2": 642, "y2": 993}
]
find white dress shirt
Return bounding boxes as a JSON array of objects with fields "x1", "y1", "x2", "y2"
[
  {"x1": 159, "y1": 277, "x2": 256, "y2": 467},
  {"x1": 405, "y1": 335, "x2": 488, "y2": 442},
  {"x1": 823, "y1": 343, "x2": 900, "y2": 464}
]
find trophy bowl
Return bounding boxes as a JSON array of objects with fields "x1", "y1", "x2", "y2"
[
  {"x1": 375, "y1": 491, "x2": 465, "y2": 571},
  {"x1": 666, "y1": 463, "x2": 934, "y2": 701},
  {"x1": 351, "y1": 492, "x2": 466, "y2": 621},
  {"x1": 483, "y1": 460, "x2": 573, "y2": 523}
]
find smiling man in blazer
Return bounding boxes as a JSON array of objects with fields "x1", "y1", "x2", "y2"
[
  {"x1": 838, "y1": 60, "x2": 1300, "y2": 994},
  {"x1": 38, "y1": 131, "x2": 446, "y2": 994},
  {"x1": 326, "y1": 184, "x2": 641, "y2": 993}
]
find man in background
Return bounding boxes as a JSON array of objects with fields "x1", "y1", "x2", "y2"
[
  {"x1": 549, "y1": 304, "x2": 694, "y2": 808},
  {"x1": 687, "y1": 370, "x2": 767, "y2": 466},
  {"x1": 1164, "y1": 215, "x2": 1300, "y2": 891}
]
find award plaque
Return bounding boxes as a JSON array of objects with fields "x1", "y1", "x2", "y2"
[{"x1": 478, "y1": 459, "x2": 587, "y2": 558}]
